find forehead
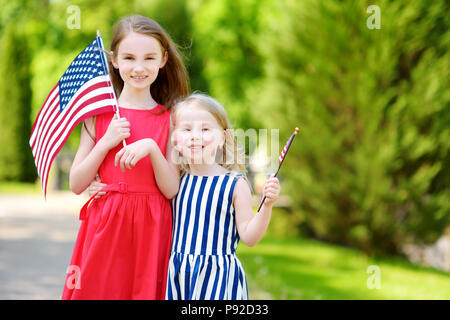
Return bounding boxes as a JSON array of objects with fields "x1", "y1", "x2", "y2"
[
  {"x1": 118, "y1": 32, "x2": 162, "y2": 55},
  {"x1": 175, "y1": 105, "x2": 221, "y2": 127}
]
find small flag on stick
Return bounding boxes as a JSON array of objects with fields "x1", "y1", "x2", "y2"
[
  {"x1": 257, "y1": 127, "x2": 300, "y2": 212},
  {"x1": 29, "y1": 32, "x2": 118, "y2": 197}
]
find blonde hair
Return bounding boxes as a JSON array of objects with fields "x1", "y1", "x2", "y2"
[
  {"x1": 109, "y1": 15, "x2": 189, "y2": 109},
  {"x1": 172, "y1": 93, "x2": 247, "y2": 178}
]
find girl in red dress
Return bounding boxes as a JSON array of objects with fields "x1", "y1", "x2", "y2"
[{"x1": 62, "y1": 15, "x2": 189, "y2": 300}]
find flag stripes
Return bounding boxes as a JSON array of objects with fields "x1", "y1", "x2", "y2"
[
  {"x1": 31, "y1": 77, "x2": 115, "y2": 196},
  {"x1": 30, "y1": 36, "x2": 117, "y2": 197}
]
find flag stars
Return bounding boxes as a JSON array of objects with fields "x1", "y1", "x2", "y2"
[{"x1": 58, "y1": 37, "x2": 108, "y2": 111}]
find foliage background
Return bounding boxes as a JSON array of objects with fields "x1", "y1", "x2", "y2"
[{"x1": 0, "y1": 0, "x2": 448, "y2": 258}]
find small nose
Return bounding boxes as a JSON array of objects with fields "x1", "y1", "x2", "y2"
[
  {"x1": 133, "y1": 62, "x2": 145, "y2": 73},
  {"x1": 190, "y1": 128, "x2": 202, "y2": 141}
]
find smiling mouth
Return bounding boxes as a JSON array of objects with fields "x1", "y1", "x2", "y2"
[
  {"x1": 131, "y1": 75, "x2": 148, "y2": 80},
  {"x1": 189, "y1": 145, "x2": 204, "y2": 152}
]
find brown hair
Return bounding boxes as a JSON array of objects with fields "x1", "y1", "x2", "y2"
[{"x1": 109, "y1": 15, "x2": 190, "y2": 109}]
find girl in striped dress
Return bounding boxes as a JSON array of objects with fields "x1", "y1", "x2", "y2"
[{"x1": 166, "y1": 93, "x2": 281, "y2": 300}]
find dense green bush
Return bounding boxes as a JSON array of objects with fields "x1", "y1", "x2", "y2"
[{"x1": 250, "y1": 0, "x2": 450, "y2": 254}]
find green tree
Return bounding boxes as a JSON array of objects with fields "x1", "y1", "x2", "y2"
[
  {"x1": 251, "y1": 0, "x2": 450, "y2": 254},
  {"x1": 0, "y1": 23, "x2": 36, "y2": 182},
  {"x1": 137, "y1": 0, "x2": 208, "y2": 93},
  {"x1": 191, "y1": 0, "x2": 267, "y2": 129}
]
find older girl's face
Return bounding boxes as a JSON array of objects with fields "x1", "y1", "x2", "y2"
[
  {"x1": 112, "y1": 32, "x2": 167, "y2": 91},
  {"x1": 174, "y1": 105, "x2": 225, "y2": 165}
]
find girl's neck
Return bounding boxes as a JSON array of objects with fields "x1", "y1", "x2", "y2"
[
  {"x1": 118, "y1": 84, "x2": 158, "y2": 110},
  {"x1": 188, "y1": 163, "x2": 228, "y2": 176}
]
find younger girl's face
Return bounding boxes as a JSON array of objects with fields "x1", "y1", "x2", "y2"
[
  {"x1": 112, "y1": 32, "x2": 167, "y2": 91},
  {"x1": 174, "y1": 105, "x2": 225, "y2": 165}
]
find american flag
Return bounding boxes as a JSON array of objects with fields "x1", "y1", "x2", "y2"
[
  {"x1": 278, "y1": 142, "x2": 289, "y2": 164},
  {"x1": 278, "y1": 127, "x2": 299, "y2": 164},
  {"x1": 29, "y1": 36, "x2": 117, "y2": 197},
  {"x1": 257, "y1": 127, "x2": 299, "y2": 212}
]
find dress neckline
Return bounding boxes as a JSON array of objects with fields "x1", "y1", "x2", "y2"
[
  {"x1": 186, "y1": 172, "x2": 245, "y2": 178},
  {"x1": 118, "y1": 104, "x2": 162, "y2": 111},
  {"x1": 187, "y1": 172, "x2": 232, "y2": 178}
]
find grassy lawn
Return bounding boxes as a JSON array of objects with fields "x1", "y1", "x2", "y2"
[
  {"x1": 236, "y1": 236, "x2": 450, "y2": 300},
  {"x1": 0, "y1": 182, "x2": 41, "y2": 194}
]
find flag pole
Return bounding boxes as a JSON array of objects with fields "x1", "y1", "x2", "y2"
[
  {"x1": 96, "y1": 30, "x2": 126, "y2": 147},
  {"x1": 256, "y1": 127, "x2": 300, "y2": 213}
]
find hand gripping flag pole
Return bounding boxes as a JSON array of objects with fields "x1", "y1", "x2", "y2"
[
  {"x1": 96, "y1": 30, "x2": 126, "y2": 147},
  {"x1": 256, "y1": 127, "x2": 300, "y2": 213}
]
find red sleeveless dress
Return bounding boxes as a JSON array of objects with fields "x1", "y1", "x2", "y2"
[{"x1": 62, "y1": 105, "x2": 172, "y2": 300}]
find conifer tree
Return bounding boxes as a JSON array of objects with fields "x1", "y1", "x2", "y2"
[{"x1": 0, "y1": 23, "x2": 36, "y2": 182}]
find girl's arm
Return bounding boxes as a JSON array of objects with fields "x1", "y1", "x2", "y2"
[
  {"x1": 233, "y1": 175, "x2": 280, "y2": 247},
  {"x1": 69, "y1": 115, "x2": 130, "y2": 194},
  {"x1": 151, "y1": 134, "x2": 180, "y2": 199},
  {"x1": 114, "y1": 116, "x2": 180, "y2": 199}
]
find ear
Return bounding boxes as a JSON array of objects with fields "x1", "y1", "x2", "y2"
[
  {"x1": 111, "y1": 54, "x2": 119, "y2": 69},
  {"x1": 159, "y1": 50, "x2": 168, "y2": 69}
]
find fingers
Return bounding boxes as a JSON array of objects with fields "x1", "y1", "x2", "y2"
[
  {"x1": 111, "y1": 116, "x2": 131, "y2": 140},
  {"x1": 94, "y1": 190, "x2": 106, "y2": 199},
  {"x1": 103, "y1": 116, "x2": 131, "y2": 149},
  {"x1": 119, "y1": 150, "x2": 129, "y2": 172},
  {"x1": 115, "y1": 148, "x2": 136, "y2": 172},
  {"x1": 115, "y1": 148, "x2": 125, "y2": 167},
  {"x1": 111, "y1": 116, "x2": 130, "y2": 130},
  {"x1": 264, "y1": 176, "x2": 280, "y2": 190},
  {"x1": 124, "y1": 152, "x2": 135, "y2": 171},
  {"x1": 263, "y1": 174, "x2": 280, "y2": 203},
  {"x1": 88, "y1": 179, "x2": 107, "y2": 199}
]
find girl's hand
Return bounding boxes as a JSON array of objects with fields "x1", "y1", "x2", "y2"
[
  {"x1": 99, "y1": 115, "x2": 130, "y2": 150},
  {"x1": 114, "y1": 138, "x2": 156, "y2": 172},
  {"x1": 88, "y1": 175, "x2": 107, "y2": 199},
  {"x1": 263, "y1": 174, "x2": 281, "y2": 206}
]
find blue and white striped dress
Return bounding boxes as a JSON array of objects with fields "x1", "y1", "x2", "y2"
[{"x1": 166, "y1": 172, "x2": 249, "y2": 300}]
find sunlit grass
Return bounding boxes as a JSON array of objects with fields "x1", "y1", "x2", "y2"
[
  {"x1": 0, "y1": 181, "x2": 41, "y2": 194},
  {"x1": 236, "y1": 236, "x2": 450, "y2": 300}
]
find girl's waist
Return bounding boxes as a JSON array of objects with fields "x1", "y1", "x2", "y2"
[
  {"x1": 100, "y1": 181, "x2": 162, "y2": 195},
  {"x1": 79, "y1": 182, "x2": 165, "y2": 220}
]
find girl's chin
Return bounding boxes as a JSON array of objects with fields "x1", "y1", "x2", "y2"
[
  {"x1": 186, "y1": 158, "x2": 218, "y2": 165},
  {"x1": 125, "y1": 78, "x2": 153, "y2": 89}
]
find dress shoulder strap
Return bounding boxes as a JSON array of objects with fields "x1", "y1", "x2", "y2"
[{"x1": 225, "y1": 171, "x2": 245, "y2": 179}]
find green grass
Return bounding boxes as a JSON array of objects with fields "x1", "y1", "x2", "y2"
[
  {"x1": 0, "y1": 181, "x2": 41, "y2": 194},
  {"x1": 236, "y1": 236, "x2": 450, "y2": 300}
]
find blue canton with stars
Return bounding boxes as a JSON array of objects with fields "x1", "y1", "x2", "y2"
[{"x1": 58, "y1": 38, "x2": 107, "y2": 112}]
